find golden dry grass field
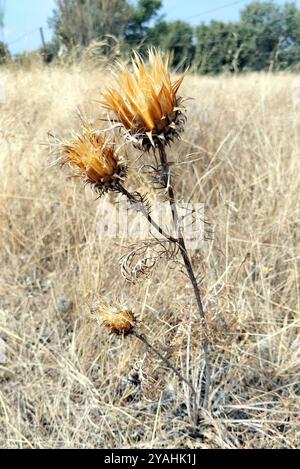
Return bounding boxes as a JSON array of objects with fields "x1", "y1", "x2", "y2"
[{"x1": 0, "y1": 63, "x2": 299, "y2": 448}]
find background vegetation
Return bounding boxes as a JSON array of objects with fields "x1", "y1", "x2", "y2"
[{"x1": 2, "y1": 1, "x2": 300, "y2": 72}]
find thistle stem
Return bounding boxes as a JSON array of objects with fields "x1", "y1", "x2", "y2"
[
  {"x1": 118, "y1": 152, "x2": 211, "y2": 413},
  {"x1": 132, "y1": 330, "x2": 197, "y2": 399},
  {"x1": 117, "y1": 183, "x2": 178, "y2": 244},
  {"x1": 158, "y1": 144, "x2": 212, "y2": 412}
]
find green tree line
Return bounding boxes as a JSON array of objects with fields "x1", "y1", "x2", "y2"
[
  {"x1": 0, "y1": 0, "x2": 10, "y2": 65},
  {"x1": 1, "y1": 0, "x2": 300, "y2": 72}
]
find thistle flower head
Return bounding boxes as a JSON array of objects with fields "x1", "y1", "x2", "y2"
[
  {"x1": 61, "y1": 128, "x2": 126, "y2": 195},
  {"x1": 93, "y1": 304, "x2": 136, "y2": 336},
  {"x1": 102, "y1": 49, "x2": 186, "y2": 150}
]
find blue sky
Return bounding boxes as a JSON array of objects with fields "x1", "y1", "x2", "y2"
[{"x1": 1, "y1": 0, "x2": 299, "y2": 55}]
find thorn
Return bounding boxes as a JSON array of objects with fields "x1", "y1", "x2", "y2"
[{"x1": 146, "y1": 131, "x2": 155, "y2": 147}]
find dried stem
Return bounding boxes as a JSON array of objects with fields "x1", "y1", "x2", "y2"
[
  {"x1": 157, "y1": 144, "x2": 212, "y2": 411},
  {"x1": 117, "y1": 183, "x2": 178, "y2": 244},
  {"x1": 117, "y1": 149, "x2": 211, "y2": 414},
  {"x1": 132, "y1": 330, "x2": 197, "y2": 400}
]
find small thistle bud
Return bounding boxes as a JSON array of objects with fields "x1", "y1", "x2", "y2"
[
  {"x1": 102, "y1": 49, "x2": 186, "y2": 151},
  {"x1": 61, "y1": 128, "x2": 126, "y2": 195},
  {"x1": 93, "y1": 304, "x2": 136, "y2": 336}
]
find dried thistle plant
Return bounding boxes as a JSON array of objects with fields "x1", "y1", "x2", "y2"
[{"x1": 54, "y1": 48, "x2": 212, "y2": 422}]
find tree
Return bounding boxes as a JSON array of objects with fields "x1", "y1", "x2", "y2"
[
  {"x1": 148, "y1": 20, "x2": 195, "y2": 69},
  {"x1": 239, "y1": 2, "x2": 284, "y2": 70},
  {"x1": 278, "y1": 2, "x2": 300, "y2": 69},
  {"x1": 49, "y1": 0, "x2": 132, "y2": 51},
  {"x1": 0, "y1": 41, "x2": 10, "y2": 64},
  {"x1": 49, "y1": 0, "x2": 163, "y2": 57},
  {"x1": 238, "y1": 1, "x2": 300, "y2": 71},
  {"x1": 195, "y1": 21, "x2": 244, "y2": 74},
  {"x1": 124, "y1": 0, "x2": 163, "y2": 49},
  {"x1": 195, "y1": 2, "x2": 300, "y2": 73},
  {"x1": 0, "y1": 1, "x2": 10, "y2": 65}
]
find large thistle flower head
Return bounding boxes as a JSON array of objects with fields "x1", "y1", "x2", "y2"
[
  {"x1": 102, "y1": 49, "x2": 186, "y2": 150},
  {"x1": 61, "y1": 127, "x2": 126, "y2": 195}
]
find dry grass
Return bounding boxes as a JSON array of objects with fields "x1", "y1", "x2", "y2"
[{"x1": 0, "y1": 64, "x2": 299, "y2": 449}]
